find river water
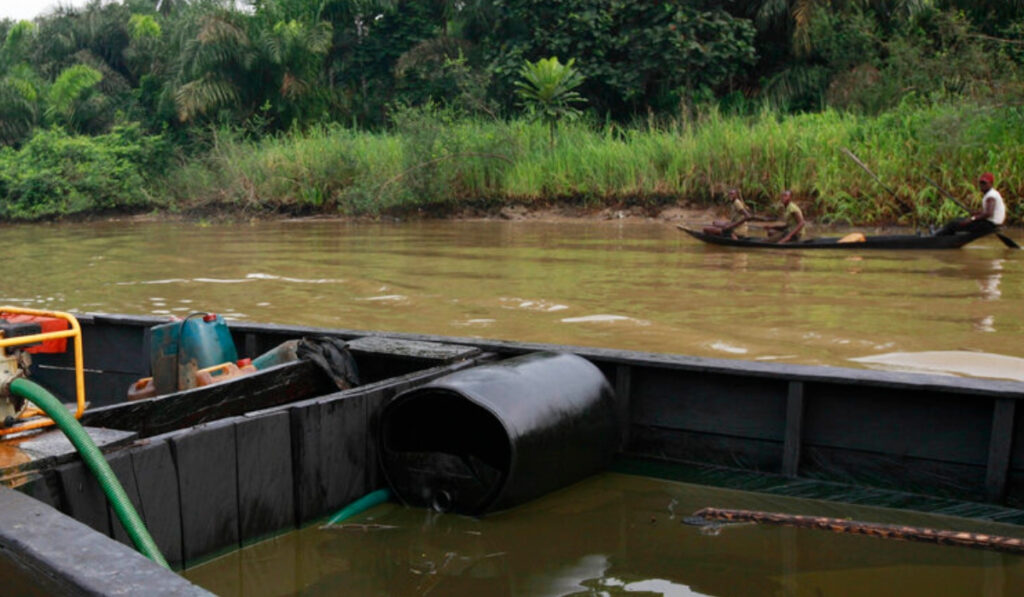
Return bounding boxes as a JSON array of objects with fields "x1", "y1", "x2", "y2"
[
  {"x1": 9, "y1": 218, "x2": 1023, "y2": 594},
  {"x1": 3, "y1": 218, "x2": 1021, "y2": 379},
  {"x1": 184, "y1": 473, "x2": 1024, "y2": 596}
]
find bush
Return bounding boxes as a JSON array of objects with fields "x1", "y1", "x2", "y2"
[{"x1": 0, "y1": 124, "x2": 169, "y2": 220}]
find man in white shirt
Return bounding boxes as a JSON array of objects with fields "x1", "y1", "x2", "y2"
[{"x1": 935, "y1": 172, "x2": 1006, "y2": 236}]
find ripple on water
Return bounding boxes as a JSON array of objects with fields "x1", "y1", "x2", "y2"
[
  {"x1": 560, "y1": 314, "x2": 649, "y2": 325},
  {"x1": 709, "y1": 341, "x2": 748, "y2": 355}
]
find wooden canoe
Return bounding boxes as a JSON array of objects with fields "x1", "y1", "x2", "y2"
[{"x1": 678, "y1": 226, "x2": 990, "y2": 249}]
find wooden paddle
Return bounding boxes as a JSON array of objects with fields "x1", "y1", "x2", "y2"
[
  {"x1": 923, "y1": 174, "x2": 1021, "y2": 250},
  {"x1": 841, "y1": 148, "x2": 917, "y2": 215}
]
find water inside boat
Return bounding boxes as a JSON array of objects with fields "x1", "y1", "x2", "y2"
[{"x1": 184, "y1": 472, "x2": 1024, "y2": 596}]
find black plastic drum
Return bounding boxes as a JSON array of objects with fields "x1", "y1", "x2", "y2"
[{"x1": 378, "y1": 351, "x2": 620, "y2": 515}]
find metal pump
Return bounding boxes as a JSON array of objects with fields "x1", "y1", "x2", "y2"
[
  {"x1": 0, "y1": 307, "x2": 85, "y2": 436},
  {"x1": 0, "y1": 320, "x2": 39, "y2": 424}
]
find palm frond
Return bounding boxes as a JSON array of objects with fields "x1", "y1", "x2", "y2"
[
  {"x1": 174, "y1": 75, "x2": 240, "y2": 121},
  {"x1": 47, "y1": 63, "x2": 103, "y2": 116}
]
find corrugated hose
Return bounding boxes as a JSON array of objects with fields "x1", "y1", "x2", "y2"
[{"x1": 9, "y1": 378, "x2": 169, "y2": 568}]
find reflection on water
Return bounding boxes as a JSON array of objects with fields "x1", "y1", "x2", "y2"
[
  {"x1": 979, "y1": 259, "x2": 1004, "y2": 301},
  {"x1": 1, "y1": 219, "x2": 1021, "y2": 379},
  {"x1": 850, "y1": 350, "x2": 1024, "y2": 382},
  {"x1": 183, "y1": 474, "x2": 1024, "y2": 596}
]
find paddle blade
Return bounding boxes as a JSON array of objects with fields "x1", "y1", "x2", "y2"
[{"x1": 996, "y1": 232, "x2": 1022, "y2": 249}]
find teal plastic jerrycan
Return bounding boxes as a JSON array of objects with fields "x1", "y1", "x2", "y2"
[{"x1": 149, "y1": 313, "x2": 238, "y2": 394}]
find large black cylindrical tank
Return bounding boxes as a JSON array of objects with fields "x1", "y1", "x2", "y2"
[{"x1": 378, "y1": 352, "x2": 619, "y2": 515}]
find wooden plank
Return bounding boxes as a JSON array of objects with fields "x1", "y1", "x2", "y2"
[
  {"x1": 615, "y1": 365, "x2": 631, "y2": 449},
  {"x1": 986, "y1": 398, "x2": 1016, "y2": 504},
  {"x1": 55, "y1": 461, "x2": 110, "y2": 536},
  {"x1": 349, "y1": 338, "x2": 480, "y2": 384},
  {"x1": 130, "y1": 440, "x2": 183, "y2": 569},
  {"x1": 236, "y1": 412, "x2": 294, "y2": 544},
  {"x1": 172, "y1": 421, "x2": 239, "y2": 567},
  {"x1": 632, "y1": 368, "x2": 789, "y2": 441},
  {"x1": 292, "y1": 396, "x2": 368, "y2": 526},
  {"x1": 346, "y1": 336, "x2": 480, "y2": 362},
  {"x1": 0, "y1": 427, "x2": 136, "y2": 479},
  {"x1": 291, "y1": 390, "x2": 391, "y2": 525},
  {"x1": 802, "y1": 382, "x2": 992, "y2": 466},
  {"x1": 290, "y1": 400, "x2": 322, "y2": 525},
  {"x1": 106, "y1": 451, "x2": 145, "y2": 547},
  {"x1": 781, "y1": 381, "x2": 805, "y2": 478},
  {"x1": 628, "y1": 425, "x2": 783, "y2": 473},
  {"x1": 323, "y1": 393, "x2": 371, "y2": 512},
  {"x1": 82, "y1": 360, "x2": 335, "y2": 437}
]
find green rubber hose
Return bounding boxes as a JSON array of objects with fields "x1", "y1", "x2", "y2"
[
  {"x1": 324, "y1": 488, "x2": 392, "y2": 526},
  {"x1": 9, "y1": 378, "x2": 169, "y2": 569}
]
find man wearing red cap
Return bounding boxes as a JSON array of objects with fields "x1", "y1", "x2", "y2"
[{"x1": 935, "y1": 172, "x2": 1006, "y2": 236}]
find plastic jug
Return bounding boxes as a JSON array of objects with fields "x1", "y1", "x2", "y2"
[
  {"x1": 251, "y1": 340, "x2": 300, "y2": 370},
  {"x1": 149, "y1": 313, "x2": 239, "y2": 394},
  {"x1": 127, "y1": 377, "x2": 157, "y2": 401},
  {"x1": 194, "y1": 359, "x2": 257, "y2": 388}
]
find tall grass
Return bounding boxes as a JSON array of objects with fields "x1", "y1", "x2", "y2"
[{"x1": 159, "y1": 101, "x2": 1024, "y2": 226}]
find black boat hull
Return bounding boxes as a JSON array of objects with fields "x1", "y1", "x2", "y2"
[
  {"x1": 2, "y1": 313, "x2": 1024, "y2": 588},
  {"x1": 679, "y1": 227, "x2": 989, "y2": 249}
]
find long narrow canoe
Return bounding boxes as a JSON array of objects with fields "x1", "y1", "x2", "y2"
[{"x1": 678, "y1": 226, "x2": 989, "y2": 249}]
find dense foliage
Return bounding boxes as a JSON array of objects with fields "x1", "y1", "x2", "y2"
[
  {"x1": 161, "y1": 102, "x2": 1024, "y2": 227},
  {"x1": 0, "y1": 125, "x2": 167, "y2": 219},
  {"x1": 1, "y1": 0, "x2": 1023, "y2": 222}
]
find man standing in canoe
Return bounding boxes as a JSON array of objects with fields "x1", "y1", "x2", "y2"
[
  {"x1": 766, "y1": 190, "x2": 806, "y2": 244},
  {"x1": 935, "y1": 172, "x2": 1006, "y2": 236}
]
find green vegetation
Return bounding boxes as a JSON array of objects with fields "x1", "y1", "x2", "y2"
[
  {"x1": 0, "y1": 0, "x2": 1022, "y2": 224},
  {"x1": 0, "y1": 125, "x2": 167, "y2": 219},
  {"x1": 514, "y1": 57, "x2": 587, "y2": 148},
  {"x1": 159, "y1": 101, "x2": 1024, "y2": 226}
]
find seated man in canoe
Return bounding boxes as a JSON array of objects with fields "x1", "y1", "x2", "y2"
[
  {"x1": 934, "y1": 172, "x2": 1006, "y2": 237},
  {"x1": 702, "y1": 188, "x2": 753, "y2": 239},
  {"x1": 764, "y1": 190, "x2": 806, "y2": 244}
]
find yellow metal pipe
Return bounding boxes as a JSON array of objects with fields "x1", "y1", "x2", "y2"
[
  {"x1": 0, "y1": 329, "x2": 80, "y2": 347},
  {"x1": 0, "y1": 306, "x2": 85, "y2": 435}
]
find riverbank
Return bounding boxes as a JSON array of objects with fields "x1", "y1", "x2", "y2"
[
  {"x1": 154, "y1": 102, "x2": 1023, "y2": 228},
  {"x1": 2, "y1": 102, "x2": 1021, "y2": 226}
]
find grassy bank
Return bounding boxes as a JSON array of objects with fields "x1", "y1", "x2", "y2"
[
  {"x1": 159, "y1": 102, "x2": 1023, "y2": 227},
  {"x1": 2, "y1": 103, "x2": 1019, "y2": 225}
]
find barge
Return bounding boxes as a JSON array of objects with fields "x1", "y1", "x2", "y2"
[{"x1": 0, "y1": 310, "x2": 1022, "y2": 593}]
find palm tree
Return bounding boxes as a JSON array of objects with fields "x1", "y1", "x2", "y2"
[
  {"x1": 514, "y1": 56, "x2": 586, "y2": 147},
  {"x1": 744, "y1": 0, "x2": 931, "y2": 54},
  {"x1": 172, "y1": 5, "x2": 333, "y2": 129},
  {"x1": 172, "y1": 12, "x2": 253, "y2": 122},
  {"x1": 45, "y1": 63, "x2": 105, "y2": 130},
  {"x1": 0, "y1": 22, "x2": 43, "y2": 145}
]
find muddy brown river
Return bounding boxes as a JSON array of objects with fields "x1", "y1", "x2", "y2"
[{"x1": 4, "y1": 218, "x2": 1021, "y2": 379}]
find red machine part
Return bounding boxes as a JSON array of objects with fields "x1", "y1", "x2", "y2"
[{"x1": 0, "y1": 313, "x2": 70, "y2": 353}]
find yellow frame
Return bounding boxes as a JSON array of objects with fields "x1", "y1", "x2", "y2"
[{"x1": 0, "y1": 307, "x2": 85, "y2": 436}]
